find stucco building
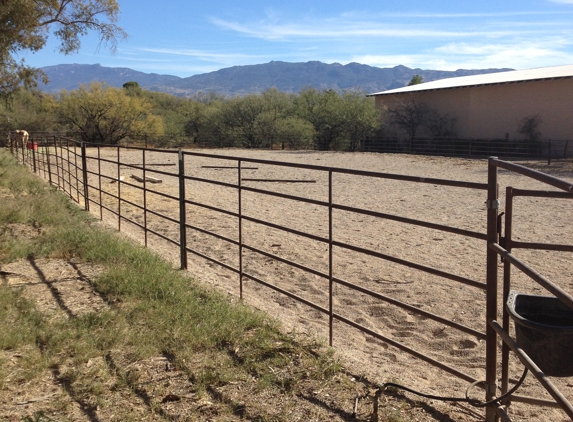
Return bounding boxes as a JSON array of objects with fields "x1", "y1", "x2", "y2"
[{"x1": 369, "y1": 64, "x2": 573, "y2": 141}]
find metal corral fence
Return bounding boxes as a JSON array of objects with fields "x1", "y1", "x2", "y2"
[
  {"x1": 363, "y1": 137, "x2": 573, "y2": 162},
  {"x1": 35, "y1": 132, "x2": 573, "y2": 161},
  {"x1": 12, "y1": 136, "x2": 573, "y2": 422}
]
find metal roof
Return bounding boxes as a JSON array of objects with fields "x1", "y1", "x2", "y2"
[{"x1": 368, "y1": 64, "x2": 573, "y2": 96}]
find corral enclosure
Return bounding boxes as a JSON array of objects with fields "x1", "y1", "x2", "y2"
[{"x1": 17, "y1": 142, "x2": 573, "y2": 421}]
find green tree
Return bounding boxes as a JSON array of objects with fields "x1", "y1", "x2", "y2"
[
  {"x1": 1, "y1": 0, "x2": 125, "y2": 99},
  {"x1": 142, "y1": 90, "x2": 192, "y2": 138},
  {"x1": 0, "y1": 90, "x2": 61, "y2": 133},
  {"x1": 58, "y1": 82, "x2": 163, "y2": 144},
  {"x1": 408, "y1": 75, "x2": 424, "y2": 86},
  {"x1": 294, "y1": 89, "x2": 346, "y2": 151},
  {"x1": 123, "y1": 81, "x2": 142, "y2": 96},
  {"x1": 274, "y1": 116, "x2": 315, "y2": 150},
  {"x1": 294, "y1": 89, "x2": 380, "y2": 151},
  {"x1": 338, "y1": 91, "x2": 381, "y2": 151}
]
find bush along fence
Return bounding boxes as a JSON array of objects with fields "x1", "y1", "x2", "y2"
[{"x1": 12, "y1": 137, "x2": 573, "y2": 421}]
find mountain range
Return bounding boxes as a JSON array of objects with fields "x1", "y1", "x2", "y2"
[{"x1": 39, "y1": 61, "x2": 513, "y2": 97}]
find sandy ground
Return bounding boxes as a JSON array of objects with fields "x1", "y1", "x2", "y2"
[{"x1": 59, "y1": 148, "x2": 573, "y2": 421}]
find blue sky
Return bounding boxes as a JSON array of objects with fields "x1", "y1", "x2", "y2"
[{"x1": 20, "y1": 0, "x2": 573, "y2": 77}]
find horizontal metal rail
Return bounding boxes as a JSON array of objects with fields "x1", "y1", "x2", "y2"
[
  {"x1": 117, "y1": 196, "x2": 145, "y2": 212},
  {"x1": 186, "y1": 223, "x2": 239, "y2": 246},
  {"x1": 147, "y1": 226, "x2": 180, "y2": 247},
  {"x1": 490, "y1": 243, "x2": 573, "y2": 311},
  {"x1": 334, "y1": 241, "x2": 486, "y2": 290},
  {"x1": 511, "y1": 189, "x2": 573, "y2": 199},
  {"x1": 144, "y1": 187, "x2": 179, "y2": 202},
  {"x1": 182, "y1": 174, "x2": 239, "y2": 190},
  {"x1": 510, "y1": 395, "x2": 564, "y2": 408},
  {"x1": 243, "y1": 272, "x2": 329, "y2": 315},
  {"x1": 242, "y1": 178, "x2": 317, "y2": 183},
  {"x1": 333, "y1": 276, "x2": 486, "y2": 340},
  {"x1": 241, "y1": 185, "x2": 328, "y2": 207},
  {"x1": 120, "y1": 215, "x2": 145, "y2": 231},
  {"x1": 333, "y1": 203, "x2": 487, "y2": 240},
  {"x1": 185, "y1": 245, "x2": 239, "y2": 274},
  {"x1": 510, "y1": 241, "x2": 573, "y2": 252},
  {"x1": 334, "y1": 312, "x2": 479, "y2": 384},
  {"x1": 178, "y1": 149, "x2": 489, "y2": 189},
  {"x1": 491, "y1": 158, "x2": 573, "y2": 193},
  {"x1": 202, "y1": 165, "x2": 258, "y2": 169},
  {"x1": 145, "y1": 207, "x2": 180, "y2": 226},
  {"x1": 185, "y1": 199, "x2": 238, "y2": 218},
  {"x1": 242, "y1": 244, "x2": 328, "y2": 279},
  {"x1": 241, "y1": 214, "x2": 329, "y2": 244}
]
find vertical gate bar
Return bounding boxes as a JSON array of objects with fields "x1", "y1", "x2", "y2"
[
  {"x1": 55, "y1": 137, "x2": 61, "y2": 191},
  {"x1": 74, "y1": 141, "x2": 79, "y2": 202},
  {"x1": 45, "y1": 141, "x2": 52, "y2": 186},
  {"x1": 39, "y1": 138, "x2": 45, "y2": 177},
  {"x1": 66, "y1": 138, "x2": 72, "y2": 198},
  {"x1": 485, "y1": 157, "x2": 499, "y2": 422},
  {"x1": 501, "y1": 187, "x2": 514, "y2": 395},
  {"x1": 98, "y1": 144, "x2": 103, "y2": 220},
  {"x1": 329, "y1": 170, "x2": 333, "y2": 347},
  {"x1": 143, "y1": 148, "x2": 148, "y2": 247},
  {"x1": 178, "y1": 149, "x2": 188, "y2": 270},
  {"x1": 32, "y1": 139, "x2": 37, "y2": 173},
  {"x1": 53, "y1": 137, "x2": 58, "y2": 188},
  {"x1": 81, "y1": 141, "x2": 89, "y2": 211},
  {"x1": 238, "y1": 159, "x2": 243, "y2": 300},
  {"x1": 117, "y1": 145, "x2": 121, "y2": 231}
]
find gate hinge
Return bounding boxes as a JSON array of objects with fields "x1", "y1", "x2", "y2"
[{"x1": 486, "y1": 199, "x2": 500, "y2": 209}]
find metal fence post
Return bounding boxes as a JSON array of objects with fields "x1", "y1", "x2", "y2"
[
  {"x1": 485, "y1": 157, "x2": 499, "y2": 422},
  {"x1": 31, "y1": 139, "x2": 37, "y2": 173},
  {"x1": 328, "y1": 170, "x2": 334, "y2": 347},
  {"x1": 501, "y1": 187, "x2": 514, "y2": 396},
  {"x1": 178, "y1": 149, "x2": 188, "y2": 270},
  {"x1": 117, "y1": 146, "x2": 121, "y2": 231},
  {"x1": 238, "y1": 159, "x2": 243, "y2": 299},
  {"x1": 143, "y1": 148, "x2": 148, "y2": 247},
  {"x1": 81, "y1": 141, "x2": 89, "y2": 211},
  {"x1": 45, "y1": 141, "x2": 52, "y2": 186}
]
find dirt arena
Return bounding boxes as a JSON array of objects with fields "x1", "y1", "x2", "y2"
[{"x1": 83, "y1": 148, "x2": 572, "y2": 421}]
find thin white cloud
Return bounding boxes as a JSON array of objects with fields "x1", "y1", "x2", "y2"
[
  {"x1": 209, "y1": 7, "x2": 573, "y2": 42},
  {"x1": 342, "y1": 10, "x2": 572, "y2": 18},
  {"x1": 138, "y1": 47, "x2": 269, "y2": 67},
  {"x1": 211, "y1": 18, "x2": 529, "y2": 41},
  {"x1": 354, "y1": 39, "x2": 573, "y2": 71},
  {"x1": 548, "y1": 0, "x2": 573, "y2": 4}
]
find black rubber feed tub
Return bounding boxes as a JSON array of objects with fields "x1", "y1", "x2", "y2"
[{"x1": 507, "y1": 291, "x2": 573, "y2": 377}]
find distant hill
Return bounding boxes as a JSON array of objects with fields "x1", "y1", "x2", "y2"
[{"x1": 39, "y1": 61, "x2": 513, "y2": 97}]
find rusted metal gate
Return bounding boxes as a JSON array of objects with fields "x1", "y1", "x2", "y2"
[{"x1": 12, "y1": 137, "x2": 573, "y2": 421}]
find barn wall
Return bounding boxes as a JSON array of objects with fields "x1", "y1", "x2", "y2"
[{"x1": 375, "y1": 77, "x2": 573, "y2": 140}]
